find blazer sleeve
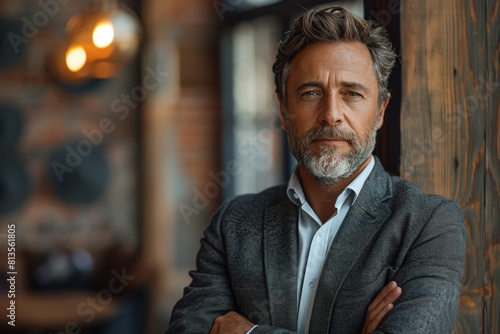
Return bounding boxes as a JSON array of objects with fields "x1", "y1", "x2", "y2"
[
  {"x1": 166, "y1": 199, "x2": 238, "y2": 333},
  {"x1": 375, "y1": 200, "x2": 466, "y2": 334},
  {"x1": 166, "y1": 198, "x2": 299, "y2": 334}
]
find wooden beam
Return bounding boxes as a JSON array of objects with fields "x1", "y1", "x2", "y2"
[
  {"x1": 400, "y1": 0, "x2": 491, "y2": 332},
  {"x1": 484, "y1": 1, "x2": 500, "y2": 333}
]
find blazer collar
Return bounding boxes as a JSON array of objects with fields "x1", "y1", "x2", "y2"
[{"x1": 309, "y1": 157, "x2": 393, "y2": 333}]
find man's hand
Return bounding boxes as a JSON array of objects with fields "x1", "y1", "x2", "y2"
[
  {"x1": 208, "y1": 282, "x2": 400, "y2": 334},
  {"x1": 209, "y1": 311, "x2": 254, "y2": 334},
  {"x1": 361, "y1": 281, "x2": 402, "y2": 334}
]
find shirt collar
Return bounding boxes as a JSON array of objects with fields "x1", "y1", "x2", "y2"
[{"x1": 286, "y1": 155, "x2": 375, "y2": 208}]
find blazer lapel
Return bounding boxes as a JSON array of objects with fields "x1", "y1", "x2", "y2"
[
  {"x1": 263, "y1": 197, "x2": 298, "y2": 330},
  {"x1": 309, "y1": 158, "x2": 393, "y2": 334}
]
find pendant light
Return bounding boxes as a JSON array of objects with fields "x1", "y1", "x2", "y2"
[{"x1": 48, "y1": 0, "x2": 141, "y2": 87}]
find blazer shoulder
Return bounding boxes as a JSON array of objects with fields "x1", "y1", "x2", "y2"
[{"x1": 389, "y1": 174, "x2": 463, "y2": 219}]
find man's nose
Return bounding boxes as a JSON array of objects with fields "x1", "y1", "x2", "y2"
[{"x1": 319, "y1": 94, "x2": 344, "y2": 125}]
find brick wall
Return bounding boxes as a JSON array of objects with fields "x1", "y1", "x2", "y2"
[
  {"x1": 0, "y1": 0, "x2": 222, "y2": 330},
  {"x1": 140, "y1": 0, "x2": 222, "y2": 329}
]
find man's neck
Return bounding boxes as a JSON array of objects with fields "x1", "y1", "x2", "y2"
[{"x1": 297, "y1": 155, "x2": 372, "y2": 223}]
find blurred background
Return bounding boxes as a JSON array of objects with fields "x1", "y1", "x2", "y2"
[{"x1": 0, "y1": 0, "x2": 498, "y2": 333}]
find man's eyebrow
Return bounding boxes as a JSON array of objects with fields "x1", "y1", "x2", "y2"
[
  {"x1": 295, "y1": 81, "x2": 325, "y2": 94},
  {"x1": 340, "y1": 80, "x2": 370, "y2": 93},
  {"x1": 294, "y1": 80, "x2": 371, "y2": 94}
]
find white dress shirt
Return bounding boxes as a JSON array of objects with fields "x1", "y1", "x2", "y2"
[{"x1": 286, "y1": 156, "x2": 375, "y2": 334}]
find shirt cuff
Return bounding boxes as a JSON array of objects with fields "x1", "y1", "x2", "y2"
[{"x1": 246, "y1": 325, "x2": 258, "y2": 333}]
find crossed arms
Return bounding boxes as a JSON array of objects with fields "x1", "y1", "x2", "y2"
[
  {"x1": 209, "y1": 282, "x2": 402, "y2": 334},
  {"x1": 166, "y1": 195, "x2": 466, "y2": 334}
]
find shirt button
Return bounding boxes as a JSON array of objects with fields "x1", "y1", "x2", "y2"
[
  {"x1": 318, "y1": 231, "x2": 324, "y2": 237},
  {"x1": 309, "y1": 279, "x2": 316, "y2": 288}
]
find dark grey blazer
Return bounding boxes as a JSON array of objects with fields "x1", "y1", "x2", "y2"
[{"x1": 167, "y1": 157, "x2": 466, "y2": 334}]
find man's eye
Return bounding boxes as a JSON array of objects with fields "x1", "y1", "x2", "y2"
[
  {"x1": 346, "y1": 91, "x2": 362, "y2": 97},
  {"x1": 302, "y1": 91, "x2": 318, "y2": 96}
]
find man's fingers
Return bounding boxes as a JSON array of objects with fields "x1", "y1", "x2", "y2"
[
  {"x1": 209, "y1": 311, "x2": 253, "y2": 334},
  {"x1": 364, "y1": 303, "x2": 394, "y2": 333},
  {"x1": 362, "y1": 282, "x2": 402, "y2": 334},
  {"x1": 209, "y1": 321, "x2": 220, "y2": 334},
  {"x1": 367, "y1": 281, "x2": 402, "y2": 319},
  {"x1": 210, "y1": 311, "x2": 235, "y2": 334}
]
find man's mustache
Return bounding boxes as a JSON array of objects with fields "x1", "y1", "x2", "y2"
[{"x1": 302, "y1": 126, "x2": 358, "y2": 145}]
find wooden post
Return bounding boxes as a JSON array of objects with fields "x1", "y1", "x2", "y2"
[
  {"x1": 400, "y1": 0, "x2": 499, "y2": 333},
  {"x1": 483, "y1": 1, "x2": 500, "y2": 333}
]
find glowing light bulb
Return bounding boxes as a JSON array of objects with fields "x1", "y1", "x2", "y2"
[
  {"x1": 93, "y1": 19, "x2": 114, "y2": 48},
  {"x1": 66, "y1": 45, "x2": 87, "y2": 72}
]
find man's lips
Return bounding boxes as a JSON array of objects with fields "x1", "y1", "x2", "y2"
[{"x1": 313, "y1": 138, "x2": 350, "y2": 145}]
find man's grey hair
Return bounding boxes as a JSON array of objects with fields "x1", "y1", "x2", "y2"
[{"x1": 272, "y1": 6, "x2": 397, "y2": 105}]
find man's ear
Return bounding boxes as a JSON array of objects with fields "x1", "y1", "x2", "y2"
[
  {"x1": 278, "y1": 94, "x2": 288, "y2": 132},
  {"x1": 377, "y1": 93, "x2": 390, "y2": 130}
]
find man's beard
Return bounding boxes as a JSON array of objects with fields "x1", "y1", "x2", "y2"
[{"x1": 288, "y1": 119, "x2": 378, "y2": 186}]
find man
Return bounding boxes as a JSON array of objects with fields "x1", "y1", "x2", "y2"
[{"x1": 166, "y1": 6, "x2": 466, "y2": 334}]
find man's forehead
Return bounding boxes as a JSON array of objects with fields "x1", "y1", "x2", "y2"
[
  {"x1": 292, "y1": 42, "x2": 372, "y2": 69},
  {"x1": 289, "y1": 42, "x2": 375, "y2": 81}
]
